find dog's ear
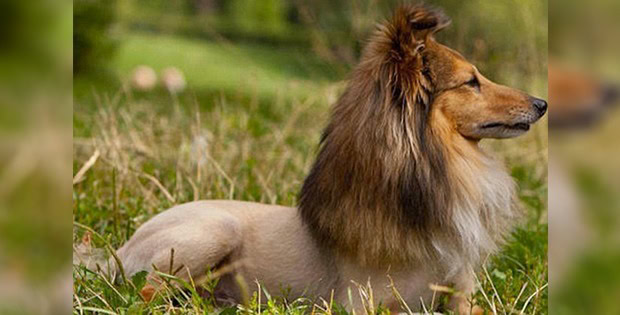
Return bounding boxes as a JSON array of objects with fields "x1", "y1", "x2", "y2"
[
  {"x1": 386, "y1": 5, "x2": 451, "y2": 62},
  {"x1": 408, "y1": 5, "x2": 450, "y2": 40}
]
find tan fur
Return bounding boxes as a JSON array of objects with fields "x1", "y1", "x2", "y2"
[{"x1": 110, "y1": 4, "x2": 546, "y2": 313}]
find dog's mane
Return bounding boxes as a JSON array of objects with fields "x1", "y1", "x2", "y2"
[{"x1": 299, "y1": 4, "x2": 518, "y2": 272}]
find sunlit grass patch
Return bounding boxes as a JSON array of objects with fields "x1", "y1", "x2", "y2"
[{"x1": 113, "y1": 32, "x2": 338, "y2": 100}]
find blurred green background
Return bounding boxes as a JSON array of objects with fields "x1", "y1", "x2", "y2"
[
  {"x1": 74, "y1": 0, "x2": 547, "y2": 109},
  {"x1": 72, "y1": 0, "x2": 548, "y2": 314},
  {"x1": 1, "y1": 0, "x2": 71, "y2": 314},
  {"x1": 549, "y1": 0, "x2": 620, "y2": 314}
]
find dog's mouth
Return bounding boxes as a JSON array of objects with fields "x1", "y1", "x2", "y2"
[{"x1": 480, "y1": 122, "x2": 530, "y2": 131}]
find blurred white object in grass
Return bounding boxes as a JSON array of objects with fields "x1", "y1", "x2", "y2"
[
  {"x1": 131, "y1": 65, "x2": 157, "y2": 91},
  {"x1": 161, "y1": 67, "x2": 187, "y2": 94},
  {"x1": 190, "y1": 132, "x2": 210, "y2": 167}
]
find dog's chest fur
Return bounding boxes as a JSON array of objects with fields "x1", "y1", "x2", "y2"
[{"x1": 436, "y1": 151, "x2": 518, "y2": 276}]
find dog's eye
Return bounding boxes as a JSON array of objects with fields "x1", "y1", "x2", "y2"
[{"x1": 465, "y1": 76, "x2": 480, "y2": 89}]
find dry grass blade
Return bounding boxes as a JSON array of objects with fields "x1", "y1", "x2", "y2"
[
  {"x1": 76, "y1": 306, "x2": 119, "y2": 315},
  {"x1": 509, "y1": 282, "x2": 528, "y2": 314},
  {"x1": 235, "y1": 273, "x2": 251, "y2": 307},
  {"x1": 140, "y1": 172, "x2": 176, "y2": 203},
  {"x1": 73, "y1": 149, "x2": 101, "y2": 184},
  {"x1": 186, "y1": 175, "x2": 199, "y2": 201},
  {"x1": 352, "y1": 279, "x2": 375, "y2": 315},
  {"x1": 419, "y1": 296, "x2": 429, "y2": 314},
  {"x1": 98, "y1": 268, "x2": 128, "y2": 304},
  {"x1": 75, "y1": 276, "x2": 113, "y2": 309},
  {"x1": 388, "y1": 275, "x2": 414, "y2": 315},
  {"x1": 519, "y1": 283, "x2": 547, "y2": 314},
  {"x1": 482, "y1": 260, "x2": 506, "y2": 314},
  {"x1": 73, "y1": 292, "x2": 84, "y2": 315},
  {"x1": 473, "y1": 270, "x2": 497, "y2": 315},
  {"x1": 84, "y1": 291, "x2": 107, "y2": 306},
  {"x1": 206, "y1": 155, "x2": 235, "y2": 199}
]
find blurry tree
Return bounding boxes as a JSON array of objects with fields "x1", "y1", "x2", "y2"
[
  {"x1": 131, "y1": 0, "x2": 193, "y2": 16},
  {"x1": 0, "y1": 1, "x2": 46, "y2": 53},
  {"x1": 0, "y1": 0, "x2": 59, "y2": 81},
  {"x1": 73, "y1": 0, "x2": 118, "y2": 74},
  {"x1": 293, "y1": 0, "x2": 396, "y2": 68},
  {"x1": 192, "y1": 0, "x2": 219, "y2": 14},
  {"x1": 116, "y1": 0, "x2": 293, "y2": 43}
]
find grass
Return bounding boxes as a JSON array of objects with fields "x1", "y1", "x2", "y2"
[
  {"x1": 74, "y1": 32, "x2": 339, "y2": 111},
  {"x1": 73, "y1": 32, "x2": 548, "y2": 314}
]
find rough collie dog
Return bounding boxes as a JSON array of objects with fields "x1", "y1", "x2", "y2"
[{"x1": 111, "y1": 4, "x2": 546, "y2": 313}]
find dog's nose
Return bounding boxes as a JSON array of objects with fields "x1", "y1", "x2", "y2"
[{"x1": 532, "y1": 98, "x2": 548, "y2": 116}]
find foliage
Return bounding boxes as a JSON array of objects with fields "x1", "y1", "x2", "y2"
[
  {"x1": 226, "y1": 0, "x2": 288, "y2": 36},
  {"x1": 73, "y1": 0, "x2": 118, "y2": 74},
  {"x1": 295, "y1": 0, "x2": 547, "y2": 88}
]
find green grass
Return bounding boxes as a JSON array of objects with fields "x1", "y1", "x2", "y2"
[
  {"x1": 73, "y1": 33, "x2": 548, "y2": 314},
  {"x1": 115, "y1": 32, "x2": 338, "y2": 92},
  {"x1": 73, "y1": 32, "x2": 340, "y2": 138},
  {"x1": 74, "y1": 32, "x2": 339, "y2": 108}
]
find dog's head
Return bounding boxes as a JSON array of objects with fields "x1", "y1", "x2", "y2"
[{"x1": 366, "y1": 4, "x2": 547, "y2": 140}]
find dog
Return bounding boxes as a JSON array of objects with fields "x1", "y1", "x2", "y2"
[{"x1": 110, "y1": 5, "x2": 546, "y2": 313}]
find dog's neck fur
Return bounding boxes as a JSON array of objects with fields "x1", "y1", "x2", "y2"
[{"x1": 430, "y1": 132, "x2": 518, "y2": 275}]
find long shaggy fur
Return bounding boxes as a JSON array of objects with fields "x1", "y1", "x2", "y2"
[{"x1": 298, "y1": 4, "x2": 518, "y2": 273}]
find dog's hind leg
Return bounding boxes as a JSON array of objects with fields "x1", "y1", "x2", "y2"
[{"x1": 115, "y1": 206, "x2": 243, "y2": 286}]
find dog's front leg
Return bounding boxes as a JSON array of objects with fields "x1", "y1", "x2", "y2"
[{"x1": 447, "y1": 268, "x2": 484, "y2": 315}]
